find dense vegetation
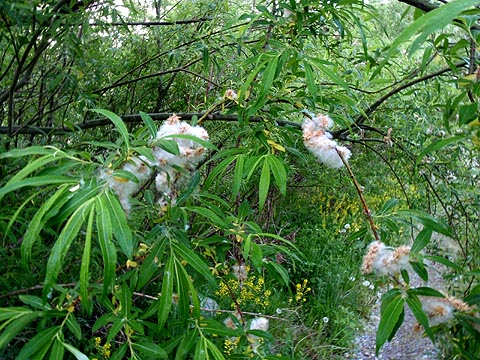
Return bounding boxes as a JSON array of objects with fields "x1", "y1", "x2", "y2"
[{"x1": 0, "y1": 0, "x2": 479, "y2": 358}]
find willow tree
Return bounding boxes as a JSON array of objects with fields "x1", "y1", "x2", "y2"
[{"x1": 0, "y1": 0, "x2": 479, "y2": 358}]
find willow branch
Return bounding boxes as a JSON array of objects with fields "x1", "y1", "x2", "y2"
[
  {"x1": 0, "y1": 112, "x2": 301, "y2": 135},
  {"x1": 336, "y1": 148, "x2": 380, "y2": 242},
  {"x1": 397, "y1": 0, "x2": 480, "y2": 31},
  {"x1": 333, "y1": 61, "x2": 466, "y2": 138},
  {"x1": 91, "y1": 18, "x2": 212, "y2": 26}
]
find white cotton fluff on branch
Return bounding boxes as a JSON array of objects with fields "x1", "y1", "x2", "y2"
[
  {"x1": 302, "y1": 114, "x2": 351, "y2": 168},
  {"x1": 99, "y1": 114, "x2": 209, "y2": 214},
  {"x1": 98, "y1": 155, "x2": 153, "y2": 214}
]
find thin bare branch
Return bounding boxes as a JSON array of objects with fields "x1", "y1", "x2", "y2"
[
  {"x1": 0, "y1": 112, "x2": 301, "y2": 135},
  {"x1": 91, "y1": 18, "x2": 212, "y2": 26}
]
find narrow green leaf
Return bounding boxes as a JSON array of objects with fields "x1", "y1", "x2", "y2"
[
  {"x1": 49, "y1": 337, "x2": 65, "y2": 360},
  {"x1": 66, "y1": 314, "x2": 82, "y2": 340},
  {"x1": 309, "y1": 58, "x2": 349, "y2": 90},
  {"x1": 112, "y1": 169, "x2": 140, "y2": 183},
  {"x1": 381, "y1": 198, "x2": 399, "y2": 214},
  {"x1": 373, "y1": 0, "x2": 479, "y2": 76},
  {"x1": 205, "y1": 338, "x2": 226, "y2": 360},
  {"x1": 267, "y1": 155, "x2": 287, "y2": 195},
  {"x1": 243, "y1": 235, "x2": 252, "y2": 263},
  {"x1": 199, "y1": 319, "x2": 242, "y2": 337},
  {"x1": 110, "y1": 342, "x2": 128, "y2": 360},
  {"x1": 176, "y1": 171, "x2": 201, "y2": 206},
  {"x1": 164, "y1": 134, "x2": 218, "y2": 151},
  {"x1": 132, "y1": 146, "x2": 155, "y2": 162},
  {"x1": 411, "y1": 227, "x2": 432, "y2": 254},
  {"x1": 7, "y1": 154, "x2": 62, "y2": 185},
  {"x1": 0, "y1": 312, "x2": 39, "y2": 349},
  {"x1": 137, "y1": 235, "x2": 167, "y2": 290},
  {"x1": 406, "y1": 292, "x2": 434, "y2": 341},
  {"x1": 247, "y1": 329, "x2": 274, "y2": 341},
  {"x1": 303, "y1": 60, "x2": 317, "y2": 101},
  {"x1": 104, "y1": 190, "x2": 133, "y2": 258},
  {"x1": 250, "y1": 242, "x2": 263, "y2": 269},
  {"x1": 174, "y1": 256, "x2": 192, "y2": 321},
  {"x1": 204, "y1": 155, "x2": 237, "y2": 190},
  {"x1": 417, "y1": 135, "x2": 466, "y2": 163},
  {"x1": 259, "y1": 56, "x2": 279, "y2": 98},
  {"x1": 408, "y1": 286, "x2": 445, "y2": 298},
  {"x1": 238, "y1": 60, "x2": 262, "y2": 104},
  {"x1": 187, "y1": 206, "x2": 226, "y2": 228},
  {"x1": 423, "y1": 254, "x2": 462, "y2": 271},
  {"x1": 92, "y1": 313, "x2": 117, "y2": 334},
  {"x1": 107, "y1": 319, "x2": 125, "y2": 343},
  {"x1": 96, "y1": 195, "x2": 117, "y2": 296},
  {"x1": 16, "y1": 326, "x2": 59, "y2": 360},
  {"x1": 120, "y1": 283, "x2": 132, "y2": 316},
  {"x1": 0, "y1": 146, "x2": 53, "y2": 159},
  {"x1": 3, "y1": 191, "x2": 37, "y2": 242},
  {"x1": 410, "y1": 261, "x2": 429, "y2": 282},
  {"x1": 264, "y1": 260, "x2": 290, "y2": 286},
  {"x1": 258, "y1": 159, "x2": 271, "y2": 211},
  {"x1": 44, "y1": 200, "x2": 94, "y2": 299},
  {"x1": 91, "y1": 109, "x2": 130, "y2": 151},
  {"x1": 61, "y1": 341, "x2": 89, "y2": 360},
  {"x1": 158, "y1": 255, "x2": 174, "y2": 330},
  {"x1": 395, "y1": 209, "x2": 453, "y2": 237},
  {"x1": 53, "y1": 183, "x2": 102, "y2": 225},
  {"x1": 408, "y1": 0, "x2": 479, "y2": 56},
  {"x1": 458, "y1": 103, "x2": 478, "y2": 125},
  {"x1": 244, "y1": 155, "x2": 263, "y2": 183},
  {"x1": 0, "y1": 176, "x2": 76, "y2": 202},
  {"x1": 140, "y1": 111, "x2": 158, "y2": 138},
  {"x1": 194, "y1": 338, "x2": 206, "y2": 360},
  {"x1": 22, "y1": 185, "x2": 70, "y2": 265},
  {"x1": 154, "y1": 138, "x2": 180, "y2": 155},
  {"x1": 0, "y1": 307, "x2": 33, "y2": 322},
  {"x1": 232, "y1": 154, "x2": 245, "y2": 199},
  {"x1": 172, "y1": 241, "x2": 216, "y2": 286},
  {"x1": 19, "y1": 295, "x2": 50, "y2": 310},
  {"x1": 80, "y1": 205, "x2": 95, "y2": 314},
  {"x1": 376, "y1": 293, "x2": 405, "y2": 355},
  {"x1": 132, "y1": 341, "x2": 168, "y2": 358},
  {"x1": 174, "y1": 330, "x2": 198, "y2": 359}
]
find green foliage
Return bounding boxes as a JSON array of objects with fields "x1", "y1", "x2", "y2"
[{"x1": 1, "y1": 0, "x2": 480, "y2": 358}]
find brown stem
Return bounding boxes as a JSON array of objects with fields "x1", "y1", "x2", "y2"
[
  {"x1": 91, "y1": 18, "x2": 212, "y2": 27},
  {"x1": 335, "y1": 148, "x2": 380, "y2": 242},
  {"x1": 0, "y1": 282, "x2": 76, "y2": 300}
]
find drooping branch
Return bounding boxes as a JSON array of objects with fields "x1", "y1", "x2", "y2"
[
  {"x1": 1, "y1": 59, "x2": 467, "y2": 137},
  {"x1": 397, "y1": 0, "x2": 437, "y2": 12},
  {"x1": 0, "y1": 112, "x2": 301, "y2": 135},
  {"x1": 91, "y1": 18, "x2": 212, "y2": 26},
  {"x1": 333, "y1": 61, "x2": 466, "y2": 138},
  {"x1": 397, "y1": 0, "x2": 480, "y2": 31}
]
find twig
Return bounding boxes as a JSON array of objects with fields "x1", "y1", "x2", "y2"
[
  {"x1": 0, "y1": 282, "x2": 76, "y2": 300},
  {"x1": 0, "y1": 112, "x2": 301, "y2": 135},
  {"x1": 333, "y1": 61, "x2": 466, "y2": 138},
  {"x1": 91, "y1": 18, "x2": 212, "y2": 27},
  {"x1": 336, "y1": 148, "x2": 380, "y2": 242},
  {"x1": 131, "y1": 291, "x2": 288, "y2": 321}
]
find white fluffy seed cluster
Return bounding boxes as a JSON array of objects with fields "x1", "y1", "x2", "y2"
[
  {"x1": 420, "y1": 296, "x2": 472, "y2": 327},
  {"x1": 362, "y1": 241, "x2": 476, "y2": 328},
  {"x1": 302, "y1": 114, "x2": 351, "y2": 168},
  {"x1": 99, "y1": 114, "x2": 209, "y2": 214},
  {"x1": 361, "y1": 241, "x2": 411, "y2": 276}
]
